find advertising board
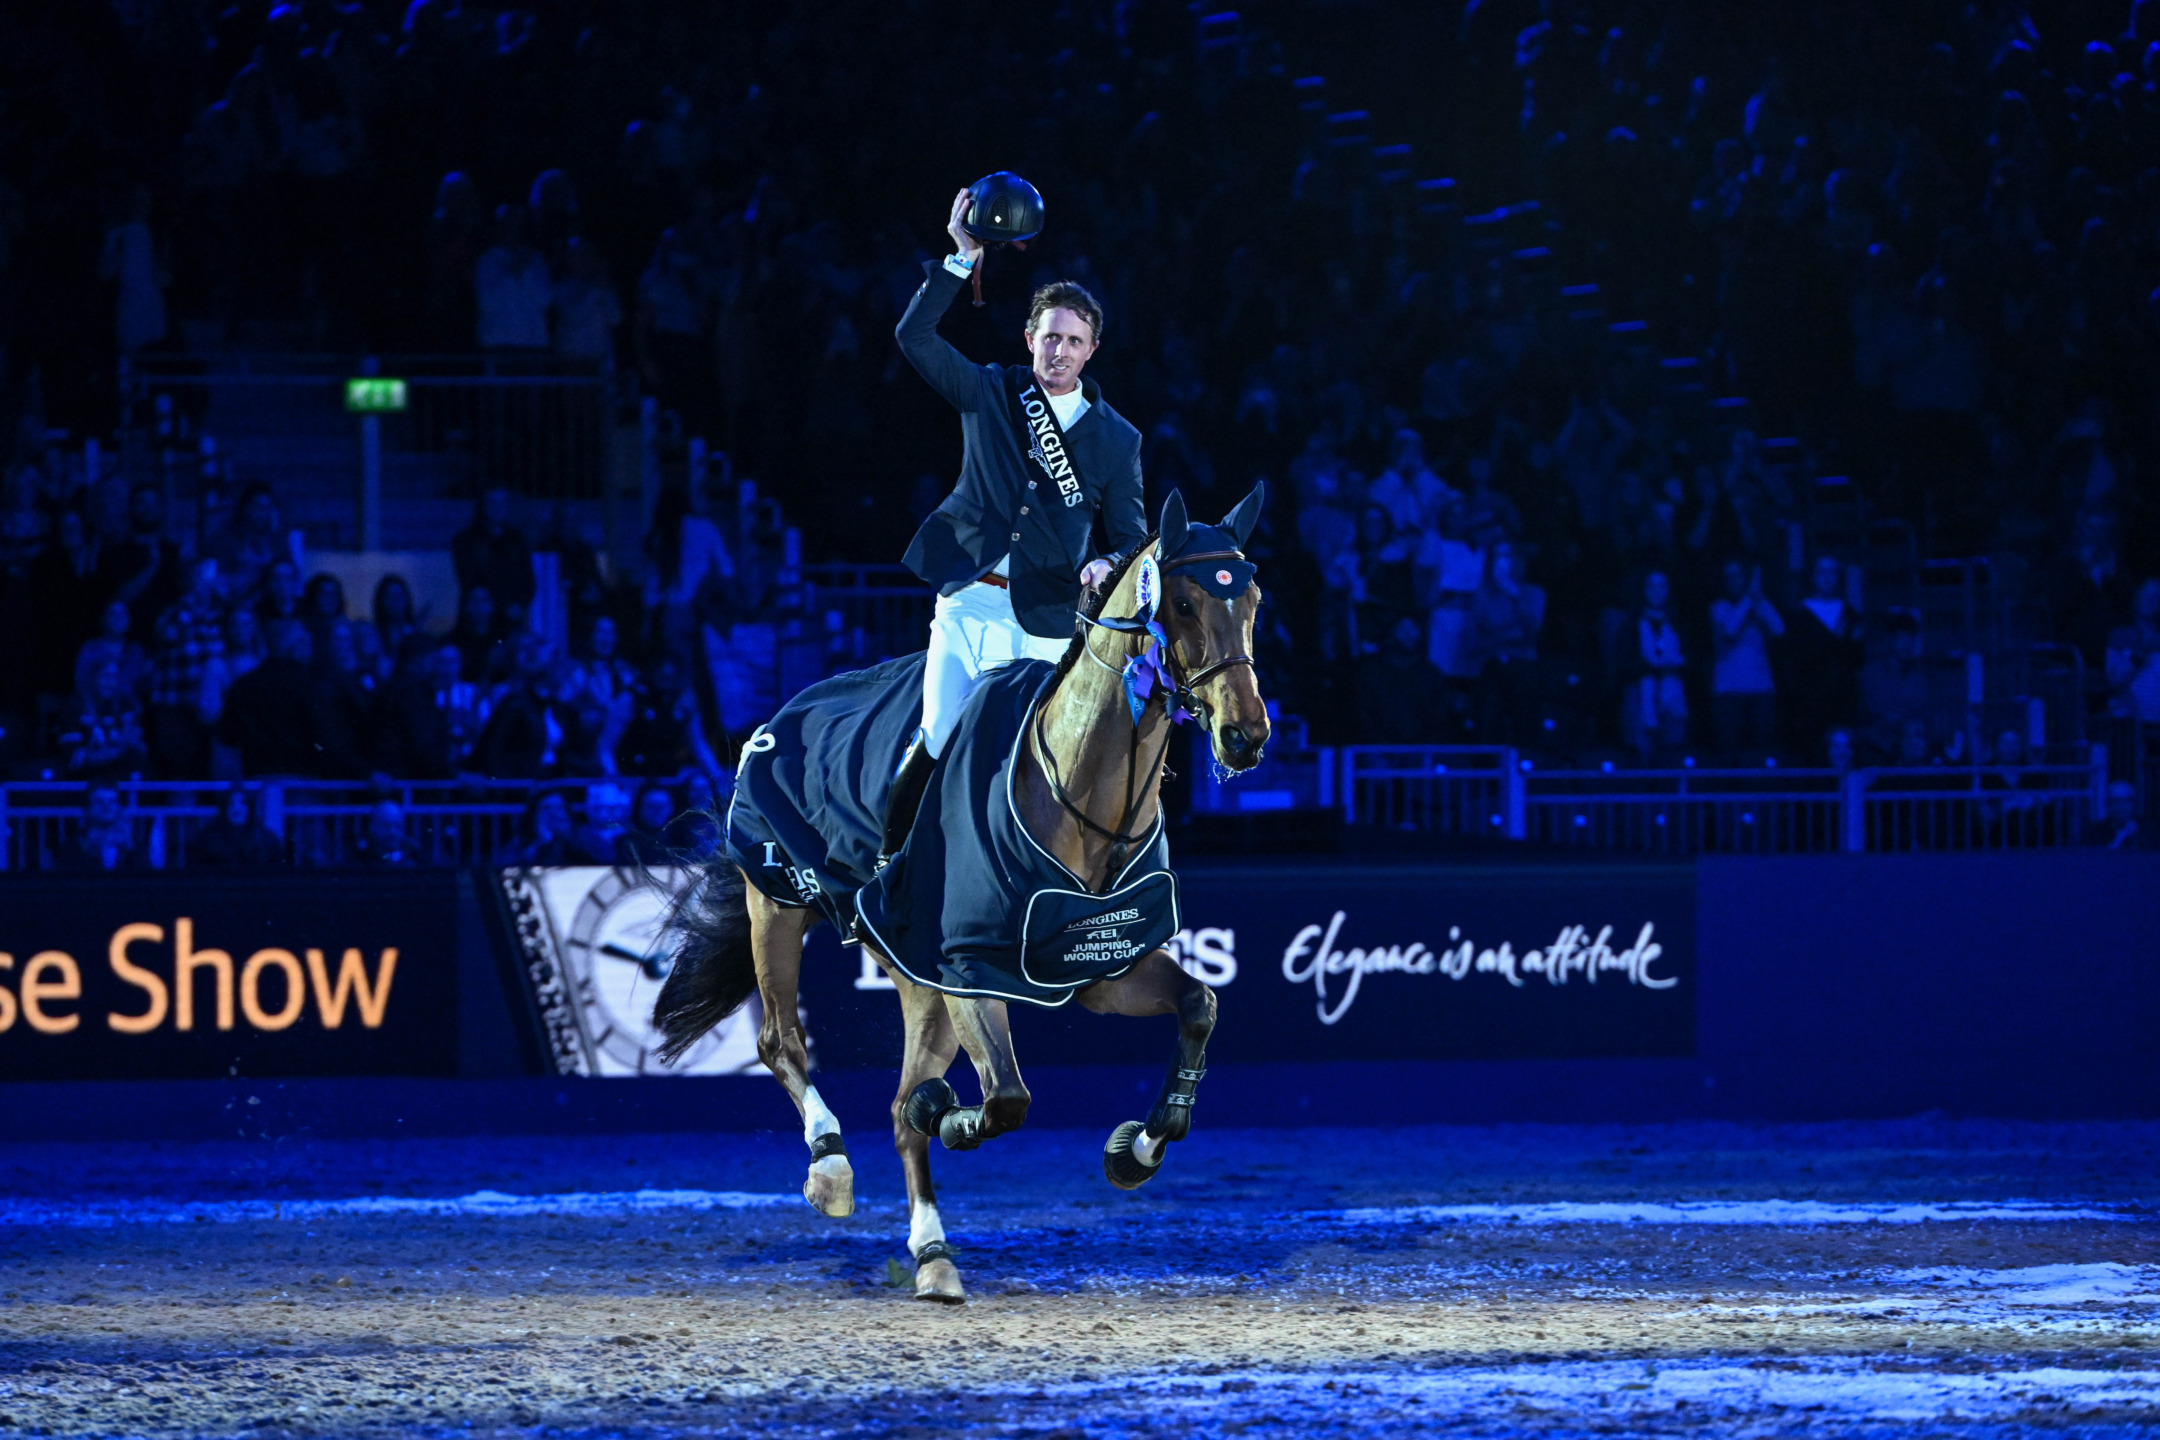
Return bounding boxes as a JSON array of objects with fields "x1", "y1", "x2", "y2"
[{"x1": 0, "y1": 873, "x2": 458, "y2": 1080}]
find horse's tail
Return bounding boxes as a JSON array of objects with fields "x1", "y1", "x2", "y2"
[{"x1": 651, "y1": 862, "x2": 758, "y2": 1064}]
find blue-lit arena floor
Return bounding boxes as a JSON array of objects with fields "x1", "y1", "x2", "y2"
[{"x1": 1, "y1": 1119, "x2": 2154, "y2": 1437}]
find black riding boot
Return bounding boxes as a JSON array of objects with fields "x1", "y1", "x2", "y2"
[{"x1": 877, "y1": 736, "x2": 937, "y2": 868}]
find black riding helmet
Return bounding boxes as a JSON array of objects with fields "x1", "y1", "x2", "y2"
[{"x1": 961, "y1": 172, "x2": 1045, "y2": 246}]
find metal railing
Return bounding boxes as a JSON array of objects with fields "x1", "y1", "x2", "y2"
[
  {"x1": 0, "y1": 776, "x2": 714, "y2": 872},
  {"x1": 800, "y1": 563, "x2": 934, "y2": 663},
  {"x1": 1332, "y1": 746, "x2": 2108, "y2": 854},
  {"x1": 1, "y1": 748, "x2": 2112, "y2": 870}
]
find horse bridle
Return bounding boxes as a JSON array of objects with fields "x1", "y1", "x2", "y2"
[{"x1": 1033, "y1": 549, "x2": 1257, "y2": 890}]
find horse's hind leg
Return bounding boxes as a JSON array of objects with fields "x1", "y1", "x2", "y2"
[
  {"x1": 1078, "y1": 950, "x2": 1216, "y2": 1188},
  {"x1": 745, "y1": 886, "x2": 853, "y2": 1218},
  {"x1": 881, "y1": 955, "x2": 965, "y2": 1303},
  {"x1": 901, "y1": 995, "x2": 1030, "y2": 1151}
]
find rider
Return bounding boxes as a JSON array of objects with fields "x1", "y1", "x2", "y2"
[{"x1": 882, "y1": 186, "x2": 1146, "y2": 861}]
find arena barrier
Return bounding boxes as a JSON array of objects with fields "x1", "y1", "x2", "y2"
[
  {"x1": 2, "y1": 852, "x2": 2152, "y2": 1133},
  {"x1": 1331, "y1": 746, "x2": 2108, "y2": 854}
]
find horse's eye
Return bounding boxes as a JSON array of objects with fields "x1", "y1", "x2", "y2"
[{"x1": 1173, "y1": 597, "x2": 1196, "y2": 617}]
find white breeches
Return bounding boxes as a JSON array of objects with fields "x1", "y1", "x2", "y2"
[{"x1": 921, "y1": 582, "x2": 1069, "y2": 756}]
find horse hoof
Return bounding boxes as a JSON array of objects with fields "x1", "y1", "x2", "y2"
[
  {"x1": 913, "y1": 1255, "x2": 965, "y2": 1303},
  {"x1": 1102, "y1": 1120, "x2": 1161, "y2": 1191},
  {"x1": 903, "y1": 1077, "x2": 958, "y2": 1138},
  {"x1": 804, "y1": 1155, "x2": 855, "y2": 1218}
]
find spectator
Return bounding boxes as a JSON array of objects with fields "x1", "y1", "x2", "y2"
[
  {"x1": 217, "y1": 622, "x2": 318, "y2": 776},
  {"x1": 643, "y1": 478, "x2": 735, "y2": 677},
  {"x1": 57, "y1": 658, "x2": 147, "y2": 781},
  {"x1": 1859, "y1": 612, "x2": 1931, "y2": 760},
  {"x1": 372, "y1": 574, "x2": 421, "y2": 673},
  {"x1": 617, "y1": 658, "x2": 721, "y2": 777},
  {"x1": 1356, "y1": 614, "x2": 1453, "y2": 744},
  {"x1": 147, "y1": 558, "x2": 227, "y2": 778},
  {"x1": 299, "y1": 572, "x2": 347, "y2": 647},
  {"x1": 423, "y1": 171, "x2": 485, "y2": 351},
  {"x1": 635, "y1": 228, "x2": 713, "y2": 430},
  {"x1": 256, "y1": 559, "x2": 302, "y2": 628},
  {"x1": 354, "y1": 799, "x2": 420, "y2": 866},
  {"x1": 220, "y1": 607, "x2": 265, "y2": 684},
  {"x1": 208, "y1": 483, "x2": 287, "y2": 606},
  {"x1": 450, "y1": 584, "x2": 505, "y2": 683},
  {"x1": 374, "y1": 641, "x2": 483, "y2": 780},
  {"x1": 1626, "y1": 571, "x2": 1689, "y2": 762},
  {"x1": 307, "y1": 622, "x2": 376, "y2": 779},
  {"x1": 2085, "y1": 780, "x2": 2148, "y2": 849},
  {"x1": 561, "y1": 613, "x2": 637, "y2": 776},
  {"x1": 97, "y1": 483, "x2": 183, "y2": 641},
  {"x1": 56, "y1": 784, "x2": 136, "y2": 870},
  {"x1": 2104, "y1": 579, "x2": 2160, "y2": 725},
  {"x1": 100, "y1": 183, "x2": 168, "y2": 357},
  {"x1": 193, "y1": 787, "x2": 285, "y2": 867},
  {"x1": 74, "y1": 599, "x2": 150, "y2": 704},
  {"x1": 1468, "y1": 541, "x2": 1545, "y2": 744},
  {"x1": 1708, "y1": 560, "x2": 1785, "y2": 762},
  {"x1": 475, "y1": 632, "x2": 563, "y2": 779},
  {"x1": 1367, "y1": 428, "x2": 1457, "y2": 537},
  {"x1": 474, "y1": 204, "x2": 551, "y2": 351},
  {"x1": 569, "y1": 782, "x2": 633, "y2": 863},
  {"x1": 551, "y1": 236, "x2": 622, "y2": 365},
  {"x1": 1894, "y1": 716, "x2": 1938, "y2": 767},
  {"x1": 1353, "y1": 504, "x2": 1418, "y2": 649},
  {"x1": 1783, "y1": 554, "x2": 1864, "y2": 756},
  {"x1": 618, "y1": 783, "x2": 678, "y2": 864},
  {"x1": 452, "y1": 486, "x2": 536, "y2": 629},
  {"x1": 2046, "y1": 510, "x2": 2132, "y2": 672},
  {"x1": 1825, "y1": 725, "x2": 1857, "y2": 771},
  {"x1": 503, "y1": 790, "x2": 577, "y2": 865}
]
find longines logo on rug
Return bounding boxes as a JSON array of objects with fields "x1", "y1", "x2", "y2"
[
  {"x1": 1282, "y1": 912, "x2": 1677, "y2": 1025},
  {"x1": 0, "y1": 918, "x2": 398, "y2": 1038}
]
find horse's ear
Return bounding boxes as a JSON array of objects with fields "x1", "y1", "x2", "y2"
[
  {"x1": 1158, "y1": 489, "x2": 1190, "y2": 560},
  {"x1": 1220, "y1": 480, "x2": 1266, "y2": 547}
]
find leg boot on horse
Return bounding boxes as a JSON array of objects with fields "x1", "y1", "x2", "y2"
[
  {"x1": 1077, "y1": 950, "x2": 1217, "y2": 1189},
  {"x1": 883, "y1": 958, "x2": 967, "y2": 1302},
  {"x1": 900, "y1": 992, "x2": 1032, "y2": 1152}
]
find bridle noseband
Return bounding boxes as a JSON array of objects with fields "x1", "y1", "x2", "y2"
[{"x1": 1033, "y1": 547, "x2": 1258, "y2": 890}]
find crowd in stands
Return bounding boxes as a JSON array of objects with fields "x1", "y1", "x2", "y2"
[{"x1": 2, "y1": 0, "x2": 2157, "y2": 834}]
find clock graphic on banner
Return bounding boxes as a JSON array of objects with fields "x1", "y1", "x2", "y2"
[{"x1": 534, "y1": 867, "x2": 765, "y2": 1076}]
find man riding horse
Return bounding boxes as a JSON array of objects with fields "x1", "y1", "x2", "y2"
[
  {"x1": 649, "y1": 187, "x2": 1271, "y2": 1303},
  {"x1": 880, "y1": 185, "x2": 1148, "y2": 864}
]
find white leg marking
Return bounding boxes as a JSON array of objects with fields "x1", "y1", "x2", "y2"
[
  {"x1": 1133, "y1": 1129, "x2": 1166, "y2": 1167},
  {"x1": 802, "y1": 1086, "x2": 840, "y2": 1146},
  {"x1": 908, "y1": 1199, "x2": 946, "y2": 1258}
]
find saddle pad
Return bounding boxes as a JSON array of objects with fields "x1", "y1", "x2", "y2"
[{"x1": 1020, "y1": 871, "x2": 1180, "y2": 988}]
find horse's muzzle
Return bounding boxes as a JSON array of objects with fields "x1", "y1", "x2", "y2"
[{"x1": 1217, "y1": 722, "x2": 1264, "y2": 768}]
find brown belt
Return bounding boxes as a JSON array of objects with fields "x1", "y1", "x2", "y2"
[{"x1": 974, "y1": 572, "x2": 1009, "y2": 590}]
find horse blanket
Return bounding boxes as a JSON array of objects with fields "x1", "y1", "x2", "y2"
[{"x1": 723, "y1": 653, "x2": 1179, "y2": 1006}]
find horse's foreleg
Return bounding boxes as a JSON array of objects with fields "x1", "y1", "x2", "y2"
[
  {"x1": 745, "y1": 888, "x2": 853, "y2": 1218},
  {"x1": 881, "y1": 952, "x2": 965, "y2": 1303},
  {"x1": 1079, "y1": 950, "x2": 1216, "y2": 1185},
  {"x1": 902, "y1": 994, "x2": 1030, "y2": 1151}
]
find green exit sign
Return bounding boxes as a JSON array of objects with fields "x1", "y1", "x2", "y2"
[{"x1": 344, "y1": 377, "x2": 408, "y2": 413}]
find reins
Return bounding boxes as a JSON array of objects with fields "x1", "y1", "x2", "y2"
[{"x1": 1035, "y1": 560, "x2": 1256, "y2": 891}]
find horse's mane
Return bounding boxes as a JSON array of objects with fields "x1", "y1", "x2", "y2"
[{"x1": 1048, "y1": 533, "x2": 1159, "y2": 689}]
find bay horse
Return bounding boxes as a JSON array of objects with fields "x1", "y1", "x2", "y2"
[{"x1": 651, "y1": 487, "x2": 1269, "y2": 1302}]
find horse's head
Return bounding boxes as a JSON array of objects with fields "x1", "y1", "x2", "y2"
[{"x1": 1150, "y1": 485, "x2": 1271, "y2": 773}]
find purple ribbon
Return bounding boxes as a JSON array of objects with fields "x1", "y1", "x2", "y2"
[{"x1": 1122, "y1": 621, "x2": 1194, "y2": 727}]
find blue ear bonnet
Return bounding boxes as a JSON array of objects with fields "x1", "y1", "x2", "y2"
[{"x1": 1163, "y1": 522, "x2": 1256, "y2": 599}]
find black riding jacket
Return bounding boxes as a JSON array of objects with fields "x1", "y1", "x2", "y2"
[{"x1": 895, "y1": 262, "x2": 1146, "y2": 639}]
